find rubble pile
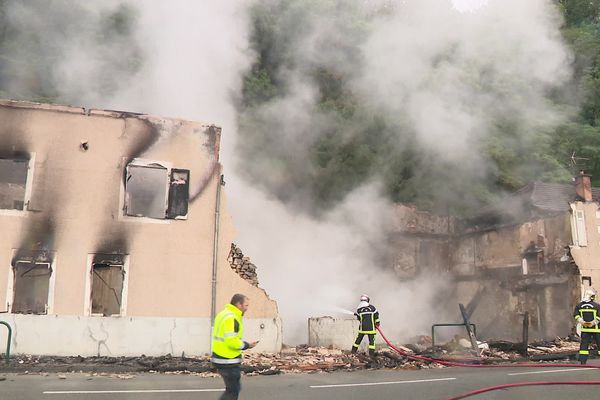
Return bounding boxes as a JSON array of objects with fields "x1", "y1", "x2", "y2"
[
  {"x1": 1, "y1": 354, "x2": 215, "y2": 374},
  {"x1": 487, "y1": 337, "x2": 580, "y2": 360},
  {"x1": 425, "y1": 335, "x2": 581, "y2": 362},
  {"x1": 228, "y1": 243, "x2": 259, "y2": 286},
  {"x1": 243, "y1": 345, "x2": 441, "y2": 374},
  {"x1": 0, "y1": 337, "x2": 583, "y2": 375},
  {"x1": 0, "y1": 347, "x2": 436, "y2": 375}
]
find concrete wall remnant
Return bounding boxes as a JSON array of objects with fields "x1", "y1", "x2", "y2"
[
  {"x1": 0, "y1": 314, "x2": 282, "y2": 356},
  {"x1": 389, "y1": 204, "x2": 452, "y2": 279},
  {"x1": 308, "y1": 317, "x2": 382, "y2": 349}
]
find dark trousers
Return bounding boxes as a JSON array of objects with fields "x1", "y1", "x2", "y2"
[
  {"x1": 579, "y1": 332, "x2": 600, "y2": 364},
  {"x1": 215, "y1": 365, "x2": 241, "y2": 400},
  {"x1": 352, "y1": 333, "x2": 376, "y2": 354}
]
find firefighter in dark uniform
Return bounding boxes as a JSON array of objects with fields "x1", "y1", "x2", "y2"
[
  {"x1": 351, "y1": 294, "x2": 380, "y2": 356},
  {"x1": 574, "y1": 288, "x2": 600, "y2": 365}
]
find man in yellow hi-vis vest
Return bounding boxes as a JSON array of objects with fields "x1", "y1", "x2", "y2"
[{"x1": 211, "y1": 293, "x2": 258, "y2": 400}]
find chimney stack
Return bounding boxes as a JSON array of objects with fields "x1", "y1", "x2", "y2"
[{"x1": 575, "y1": 171, "x2": 593, "y2": 202}]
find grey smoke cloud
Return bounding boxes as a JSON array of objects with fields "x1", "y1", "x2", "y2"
[
  {"x1": 238, "y1": 0, "x2": 572, "y2": 201},
  {"x1": 0, "y1": 1, "x2": 141, "y2": 103},
  {"x1": 0, "y1": 0, "x2": 574, "y2": 344},
  {"x1": 357, "y1": 0, "x2": 571, "y2": 161}
]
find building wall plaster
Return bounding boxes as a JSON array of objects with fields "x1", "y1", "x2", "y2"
[
  {"x1": 570, "y1": 201, "x2": 600, "y2": 293},
  {"x1": 0, "y1": 314, "x2": 282, "y2": 356}
]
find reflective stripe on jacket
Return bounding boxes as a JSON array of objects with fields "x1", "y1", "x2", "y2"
[
  {"x1": 356, "y1": 304, "x2": 380, "y2": 334},
  {"x1": 574, "y1": 300, "x2": 600, "y2": 333},
  {"x1": 211, "y1": 304, "x2": 246, "y2": 364}
]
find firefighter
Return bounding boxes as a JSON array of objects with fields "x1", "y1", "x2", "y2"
[
  {"x1": 574, "y1": 288, "x2": 600, "y2": 365},
  {"x1": 351, "y1": 294, "x2": 380, "y2": 356},
  {"x1": 211, "y1": 294, "x2": 258, "y2": 400}
]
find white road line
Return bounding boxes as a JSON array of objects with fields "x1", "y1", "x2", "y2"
[
  {"x1": 508, "y1": 368, "x2": 594, "y2": 376},
  {"x1": 43, "y1": 388, "x2": 225, "y2": 395},
  {"x1": 310, "y1": 377, "x2": 456, "y2": 389}
]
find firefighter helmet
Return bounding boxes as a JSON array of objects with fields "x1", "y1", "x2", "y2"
[
  {"x1": 584, "y1": 288, "x2": 597, "y2": 301},
  {"x1": 360, "y1": 294, "x2": 370, "y2": 302}
]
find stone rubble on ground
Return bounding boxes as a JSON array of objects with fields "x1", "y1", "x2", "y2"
[{"x1": 0, "y1": 336, "x2": 584, "y2": 376}]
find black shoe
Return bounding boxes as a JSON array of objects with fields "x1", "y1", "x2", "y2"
[{"x1": 351, "y1": 348, "x2": 357, "y2": 354}]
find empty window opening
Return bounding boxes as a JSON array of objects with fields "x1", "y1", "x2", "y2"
[
  {"x1": 91, "y1": 254, "x2": 125, "y2": 316},
  {"x1": 124, "y1": 160, "x2": 189, "y2": 220},
  {"x1": 125, "y1": 163, "x2": 169, "y2": 218},
  {"x1": 12, "y1": 260, "x2": 51, "y2": 314},
  {"x1": 583, "y1": 276, "x2": 592, "y2": 287},
  {"x1": 0, "y1": 156, "x2": 29, "y2": 210}
]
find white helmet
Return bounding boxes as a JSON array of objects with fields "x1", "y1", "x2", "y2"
[
  {"x1": 584, "y1": 288, "x2": 597, "y2": 301},
  {"x1": 360, "y1": 294, "x2": 370, "y2": 302}
]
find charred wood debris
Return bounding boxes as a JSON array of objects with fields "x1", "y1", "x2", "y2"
[{"x1": 0, "y1": 335, "x2": 584, "y2": 377}]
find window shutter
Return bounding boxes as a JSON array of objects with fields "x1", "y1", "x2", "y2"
[
  {"x1": 576, "y1": 210, "x2": 588, "y2": 246},
  {"x1": 167, "y1": 168, "x2": 190, "y2": 219}
]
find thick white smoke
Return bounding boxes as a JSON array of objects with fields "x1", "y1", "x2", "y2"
[
  {"x1": 232, "y1": 180, "x2": 450, "y2": 342},
  {"x1": 358, "y1": 0, "x2": 571, "y2": 162},
  {"x1": 0, "y1": 0, "x2": 573, "y2": 344}
]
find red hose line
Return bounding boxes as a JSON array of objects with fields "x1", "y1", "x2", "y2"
[
  {"x1": 446, "y1": 381, "x2": 600, "y2": 400},
  {"x1": 375, "y1": 326, "x2": 600, "y2": 369}
]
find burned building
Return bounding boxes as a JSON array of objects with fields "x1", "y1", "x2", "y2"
[
  {"x1": 0, "y1": 99, "x2": 280, "y2": 356},
  {"x1": 390, "y1": 175, "x2": 599, "y2": 342}
]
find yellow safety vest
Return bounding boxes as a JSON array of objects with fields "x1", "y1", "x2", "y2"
[{"x1": 211, "y1": 304, "x2": 245, "y2": 364}]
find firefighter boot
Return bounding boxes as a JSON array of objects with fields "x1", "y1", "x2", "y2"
[
  {"x1": 579, "y1": 354, "x2": 588, "y2": 365},
  {"x1": 369, "y1": 348, "x2": 376, "y2": 357}
]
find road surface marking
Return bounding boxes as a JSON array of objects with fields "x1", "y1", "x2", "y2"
[
  {"x1": 43, "y1": 388, "x2": 225, "y2": 395},
  {"x1": 508, "y1": 368, "x2": 593, "y2": 376},
  {"x1": 310, "y1": 377, "x2": 456, "y2": 388}
]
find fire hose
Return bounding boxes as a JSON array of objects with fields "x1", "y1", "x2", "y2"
[
  {"x1": 445, "y1": 381, "x2": 600, "y2": 400},
  {"x1": 376, "y1": 325, "x2": 600, "y2": 369},
  {"x1": 375, "y1": 326, "x2": 600, "y2": 399}
]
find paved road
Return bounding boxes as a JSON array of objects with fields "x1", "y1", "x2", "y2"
[{"x1": 2, "y1": 361, "x2": 600, "y2": 400}]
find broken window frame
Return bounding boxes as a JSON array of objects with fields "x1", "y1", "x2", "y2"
[
  {"x1": 0, "y1": 153, "x2": 35, "y2": 215},
  {"x1": 84, "y1": 254, "x2": 129, "y2": 317},
  {"x1": 6, "y1": 249, "x2": 56, "y2": 315},
  {"x1": 121, "y1": 158, "x2": 190, "y2": 221}
]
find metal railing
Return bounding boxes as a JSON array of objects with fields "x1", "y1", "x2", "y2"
[{"x1": 0, "y1": 320, "x2": 11, "y2": 365}]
